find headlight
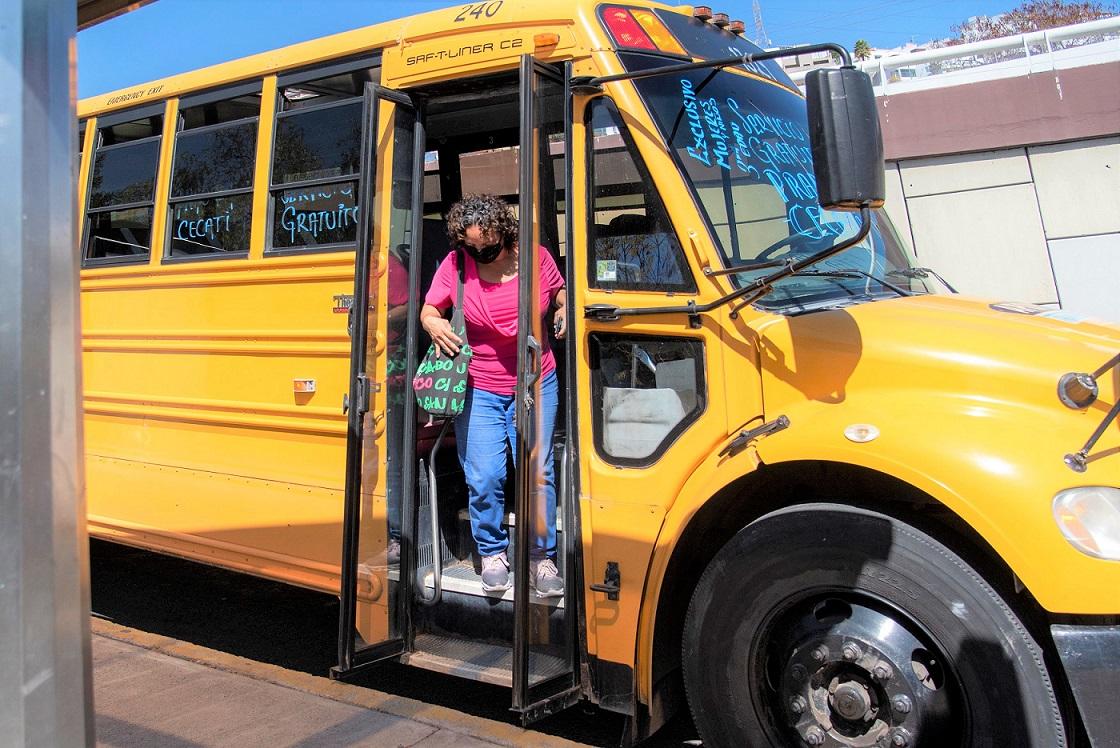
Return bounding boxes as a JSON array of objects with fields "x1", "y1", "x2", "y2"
[{"x1": 1053, "y1": 487, "x2": 1120, "y2": 560}]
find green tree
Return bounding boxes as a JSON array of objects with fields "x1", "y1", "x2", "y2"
[
  {"x1": 853, "y1": 39, "x2": 873, "y2": 60},
  {"x1": 952, "y1": 0, "x2": 1117, "y2": 42}
]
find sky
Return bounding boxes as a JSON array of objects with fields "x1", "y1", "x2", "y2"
[{"x1": 78, "y1": 0, "x2": 1021, "y2": 98}]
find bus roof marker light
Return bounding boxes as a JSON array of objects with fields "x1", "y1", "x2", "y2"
[
  {"x1": 711, "y1": 12, "x2": 730, "y2": 27},
  {"x1": 728, "y1": 19, "x2": 746, "y2": 35},
  {"x1": 600, "y1": 7, "x2": 657, "y2": 51},
  {"x1": 693, "y1": 6, "x2": 713, "y2": 21},
  {"x1": 533, "y1": 32, "x2": 561, "y2": 48}
]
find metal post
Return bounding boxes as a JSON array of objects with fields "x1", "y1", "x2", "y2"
[{"x1": 0, "y1": 0, "x2": 94, "y2": 745}]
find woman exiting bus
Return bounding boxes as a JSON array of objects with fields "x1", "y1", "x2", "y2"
[{"x1": 420, "y1": 194, "x2": 567, "y2": 596}]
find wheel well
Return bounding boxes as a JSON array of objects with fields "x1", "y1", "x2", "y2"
[{"x1": 648, "y1": 459, "x2": 1061, "y2": 729}]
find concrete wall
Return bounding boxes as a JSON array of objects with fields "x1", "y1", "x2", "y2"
[{"x1": 882, "y1": 136, "x2": 1119, "y2": 322}]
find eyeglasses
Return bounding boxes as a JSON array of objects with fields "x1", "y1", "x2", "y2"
[{"x1": 456, "y1": 239, "x2": 504, "y2": 256}]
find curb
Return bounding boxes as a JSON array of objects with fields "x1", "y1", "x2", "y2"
[{"x1": 91, "y1": 618, "x2": 587, "y2": 748}]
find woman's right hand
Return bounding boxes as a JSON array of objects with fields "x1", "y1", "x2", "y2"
[{"x1": 422, "y1": 314, "x2": 462, "y2": 357}]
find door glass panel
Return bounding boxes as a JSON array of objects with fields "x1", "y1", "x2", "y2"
[
  {"x1": 349, "y1": 101, "x2": 417, "y2": 661},
  {"x1": 514, "y1": 59, "x2": 574, "y2": 709},
  {"x1": 337, "y1": 85, "x2": 414, "y2": 676}
]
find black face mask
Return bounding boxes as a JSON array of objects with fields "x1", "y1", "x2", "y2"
[{"x1": 459, "y1": 240, "x2": 504, "y2": 265}]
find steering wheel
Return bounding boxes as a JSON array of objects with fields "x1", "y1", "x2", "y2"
[{"x1": 754, "y1": 232, "x2": 833, "y2": 263}]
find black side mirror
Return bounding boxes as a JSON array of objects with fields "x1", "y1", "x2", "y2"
[{"x1": 805, "y1": 68, "x2": 885, "y2": 211}]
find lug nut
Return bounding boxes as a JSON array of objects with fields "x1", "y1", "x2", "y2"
[
  {"x1": 872, "y1": 662, "x2": 894, "y2": 681},
  {"x1": 789, "y1": 695, "x2": 807, "y2": 715},
  {"x1": 891, "y1": 727, "x2": 912, "y2": 747},
  {"x1": 804, "y1": 725, "x2": 826, "y2": 746},
  {"x1": 791, "y1": 664, "x2": 808, "y2": 682},
  {"x1": 841, "y1": 642, "x2": 862, "y2": 662},
  {"x1": 891, "y1": 695, "x2": 912, "y2": 714},
  {"x1": 811, "y1": 645, "x2": 829, "y2": 663}
]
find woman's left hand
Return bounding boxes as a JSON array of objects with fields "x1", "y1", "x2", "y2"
[{"x1": 553, "y1": 305, "x2": 567, "y2": 340}]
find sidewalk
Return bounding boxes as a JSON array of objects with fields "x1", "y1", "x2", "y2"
[{"x1": 92, "y1": 619, "x2": 586, "y2": 748}]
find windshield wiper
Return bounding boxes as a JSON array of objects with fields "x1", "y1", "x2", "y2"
[
  {"x1": 585, "y1": 206, "x2": 873, "y2": 327},
  {"x1": 887, "y1": 267, "x2": 958, "y2": 293},
  {"x1": 794, "y1": 269, "x2": 911, "y2": 298}
]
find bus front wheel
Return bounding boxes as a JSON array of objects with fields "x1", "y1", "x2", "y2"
[{"x1": 682, "y1": 503, "x2": 1066, "y2": 748}]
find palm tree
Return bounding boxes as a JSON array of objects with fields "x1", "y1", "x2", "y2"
[{"x1": 854, "y1": 39, "x2": 872, "y2": 61}]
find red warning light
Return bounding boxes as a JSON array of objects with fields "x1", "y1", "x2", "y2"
[{"x1": 600, "y1": 6, "x2": 656, "y2": 51}]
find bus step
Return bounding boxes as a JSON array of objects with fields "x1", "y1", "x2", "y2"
[
  {"x1": 404, "y1": 633, "x2": 568, "y2": 688},
  {"x1": 421, "y1": 560, "x2": 565, "y2": 608}
]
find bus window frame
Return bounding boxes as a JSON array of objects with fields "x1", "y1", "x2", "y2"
[
  {"x1": 162, "y1": 81, "x2": 263, "y2": 264},
  {"x1": 275, "y1": 55, "x2": 381, "y2": 93},
  {"x1": 264, "y1": 58, "x2": 382, "y2": 258},
  {"x1": 81, "y1": 101, "x2": 167, "y2": 269},
  {"x1": 78, "y1": 118, "x2": 89, "y2": 249}
]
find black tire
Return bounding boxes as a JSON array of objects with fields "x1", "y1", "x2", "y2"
[{"x1": 682, "y1": 503, "x2": 1065, "y2": 748}]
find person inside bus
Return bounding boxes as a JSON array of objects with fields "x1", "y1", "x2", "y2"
[{"x1": 420, "y1": 194, "x2": 567, "y2": 597}]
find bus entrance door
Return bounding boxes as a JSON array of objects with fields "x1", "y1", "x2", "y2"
[
  {"x1": 335, "y1": 83, "x2": 421, "y2": 676},
  {"x1": 510, "y1": 57, "x2": 580, "y2": 722}
]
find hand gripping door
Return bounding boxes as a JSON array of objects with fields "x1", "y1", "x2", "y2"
[
  {"x1": 335, "y1": 83, "x2": 421, "y2": 677},
  {"x1": 511, "y1": 57, "x2": 580, "y2": 722}
]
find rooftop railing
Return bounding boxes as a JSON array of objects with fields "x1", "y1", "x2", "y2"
[{"x1": 789, "y1": 16, "x2": 1120, "y2": 94}]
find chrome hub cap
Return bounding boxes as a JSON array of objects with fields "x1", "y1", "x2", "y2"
[{"x1": 766, "y1": 596, "x2": 957, "y2": 747}]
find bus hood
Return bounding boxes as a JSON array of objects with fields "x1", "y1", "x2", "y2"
[{"x1": 749, "y1": 293, "x2": 1120, "y2": 477}]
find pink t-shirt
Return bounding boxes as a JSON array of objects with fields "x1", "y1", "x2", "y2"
[{"x1": 425, "y1": 248, "x2": 565, "y2": 395}]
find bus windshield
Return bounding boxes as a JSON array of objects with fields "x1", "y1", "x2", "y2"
[{"x1": 626, "y1": 54, "x2": 932, "y2": 312}]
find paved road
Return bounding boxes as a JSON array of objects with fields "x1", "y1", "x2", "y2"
[
  {"x1": 90, "y1": 540, "x2": 700, "y2": 747},
  {"x1": 94, "y1": 624, "x2": 580, "y2": 747}
]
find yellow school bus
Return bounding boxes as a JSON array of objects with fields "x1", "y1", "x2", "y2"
[{"x1": 77, "y1": 2, "x2": 1120, "y2": 745}]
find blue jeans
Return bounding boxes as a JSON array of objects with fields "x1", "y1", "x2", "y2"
[{"x1": 455, "y1": 370, "x2": 558, "y2": 560}]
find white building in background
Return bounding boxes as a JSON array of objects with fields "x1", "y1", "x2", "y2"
[{"x1": 777, "y1": 39, "x2": 941, "y2": 80}]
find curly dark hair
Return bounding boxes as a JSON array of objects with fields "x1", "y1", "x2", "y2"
[{"x1": 445, "y1": 194, "x2": 518, "y2": 248}]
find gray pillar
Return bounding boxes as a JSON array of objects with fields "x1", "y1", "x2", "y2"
[{"x1": 0, "y1": 0, "x2": 94, "y2": 745}]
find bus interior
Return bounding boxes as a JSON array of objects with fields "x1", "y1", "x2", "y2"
[{"x1": 378, "y1": 67, "x2": 573, "y2": 687}]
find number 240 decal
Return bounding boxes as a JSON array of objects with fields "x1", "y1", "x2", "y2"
[{"x1": 454, "y1": 1, "x2": 503, "y2": 22}]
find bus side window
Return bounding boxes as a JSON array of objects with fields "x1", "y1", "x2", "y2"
[
  {"x1": 590, "y1": 334, "x2": 705, "y2": 465},
  {"x1": 268, "y1": 66, "x2": 376, "y2": 253},
  {"x1": 83, "y1": 108, "x2": 164, "y2": 265},
  {"x1": 586, "y1": 98, "x2": 695, "y2": 294},
  {"x1": 167, "y1": 87, "x2": 261, "y2": 259}
]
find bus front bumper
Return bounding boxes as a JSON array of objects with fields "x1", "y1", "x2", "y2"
[{"x1": 1052, "y1": 624, "x2": 1120, "y2": 747}]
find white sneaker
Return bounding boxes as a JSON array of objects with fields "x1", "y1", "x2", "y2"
[
  {"x1": 530, "y1": 557, "x2": 564, "y2": 598},
  {"x1": 481, "y1": 552, "x2": 511, "y2": 592}
]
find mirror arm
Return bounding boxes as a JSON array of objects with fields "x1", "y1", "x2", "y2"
[{"x1": 570, "y1": 42, "x2": 851, "y2": 92}]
